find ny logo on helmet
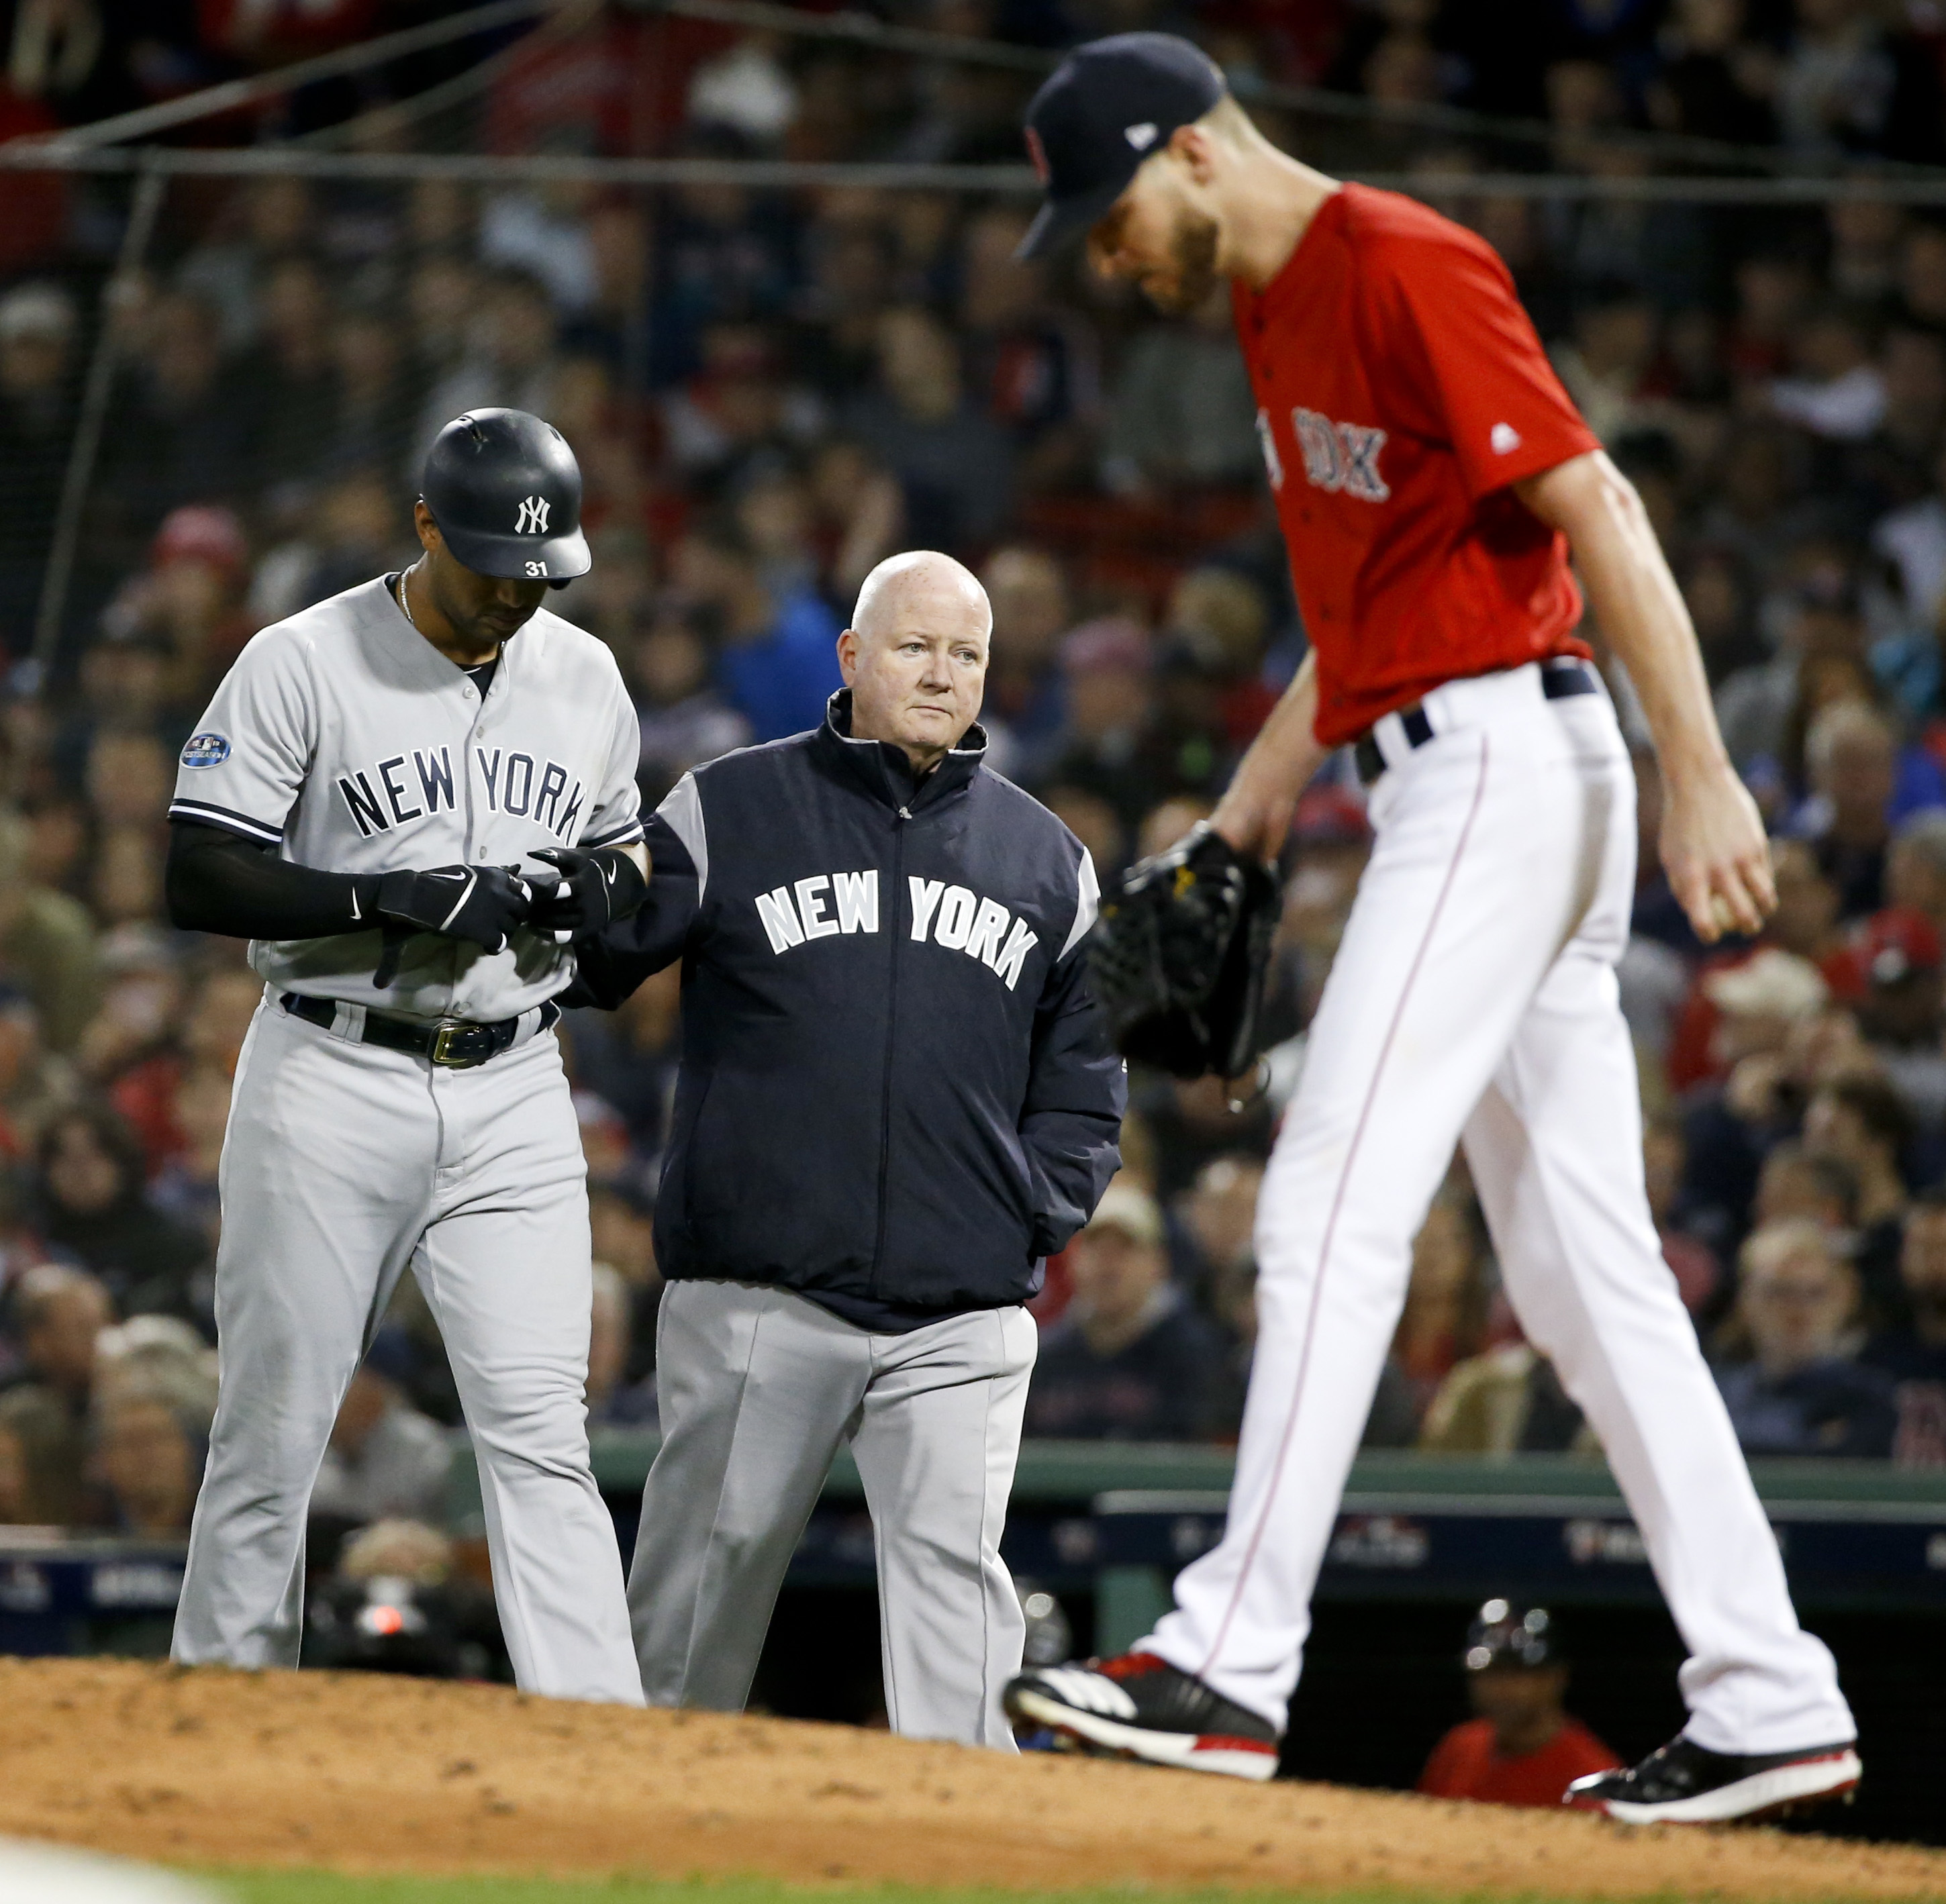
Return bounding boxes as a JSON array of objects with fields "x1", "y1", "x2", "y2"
[{"x1": 514, "y1": 495, "x2": 550, "y2": 534}]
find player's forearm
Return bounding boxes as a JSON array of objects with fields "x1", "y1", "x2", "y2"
[
  {"x1": 166, "y1": 822, "x2": 380, "y2": 940},
  {"x1": 1517, "y1": 452, "x2": 1730, "y2": 789},
  {"x1": 1212, "y1": 649, "x2": 1324, "y2": 857}
]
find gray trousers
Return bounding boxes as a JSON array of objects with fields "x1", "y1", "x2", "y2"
[
  {"x1": 629, "y1": 1280, "x2": 1036, "y2": 1748},
  {"x1": 173, "y1": 997, "x2": 642, "y2": 1704}
]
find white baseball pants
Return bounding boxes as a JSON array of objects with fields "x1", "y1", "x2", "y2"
[
  {"x1": 172, "y1": 994, "x2": 644, "y2": 1704},
  {"x1": 630, "y1": 1280, "x2": 1035, "y2": 1747},
  {"x1": 1143, "y1": 663, "x2": 1854, "y2": 1755}
]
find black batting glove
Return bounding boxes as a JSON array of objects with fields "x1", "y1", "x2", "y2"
[
  {"x1": 375, "y1": 864, "x2": 535, "y2": 954},
  {"x1": 526, "y1": 845, "x2": 648, "y2": 946}
]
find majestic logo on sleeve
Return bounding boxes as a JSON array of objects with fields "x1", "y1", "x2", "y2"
[
  {"x1": 514, "y1": 495, "x2": 550, "y2": 534},
  {"x1": 1292, "y1": 407, "x2": 1390, "y2": 503}
]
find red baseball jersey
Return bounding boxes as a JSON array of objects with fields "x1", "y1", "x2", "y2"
[
  {"x1": 1417, "y1": 1715, "x2": 1622, "y2": 1808},
  {"x1": 1232, "y1": 184, "x2": 1601, "y2": 748}
]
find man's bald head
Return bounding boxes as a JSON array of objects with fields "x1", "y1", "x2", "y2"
[
  {"x1": 852, "y1": 550, "x2": 991, "y2": 647},
  {"x1": 840, "y1": 550, "x2": 992, "y2": 772}
]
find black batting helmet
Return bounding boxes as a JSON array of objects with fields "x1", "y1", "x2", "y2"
[
  {"x1": 420, "y1": 408, "x2": 591, "y2": 587},
  {"x1": 1464, "y1": 1599, "x2": 1560, "y2": 1672}
]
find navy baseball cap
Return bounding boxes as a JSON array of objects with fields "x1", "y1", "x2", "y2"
[{"x1": 1017, "y1": 33, "x2": 1227, "y2": 261}]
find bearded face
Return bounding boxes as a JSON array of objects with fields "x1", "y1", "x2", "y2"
[
  {"x1": 1089, "y1": 189, "x2": 1222, "y2": 316},
  {"x1": 1145, "y1": 209, "x2": 1222, "y2": 315}
]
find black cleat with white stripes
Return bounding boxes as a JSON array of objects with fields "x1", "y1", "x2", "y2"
[
  {"x1": 1004, "y1": 1653, "x2": 1281, "y2": 1781},
  {"x1": 1564, "y1": 1734, "x2": 1861, "y2": 1824}
]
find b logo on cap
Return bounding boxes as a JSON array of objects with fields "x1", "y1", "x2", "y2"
[
  {"x1": 1124, "y1": 122, "x2": 1158, "y2": 150},
  {"x1": 1024, "y1": 125, "x2": 1049, "y2": 185}
]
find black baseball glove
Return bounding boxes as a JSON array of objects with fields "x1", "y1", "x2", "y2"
[
  {"x1": 1087, "y1": 821, "x2": 1283, "y2": 1081},
  {"x1": 526, "y1": 844, "x2": 648, "y2": 946},
  {"x1": 371, "y1": 863, "x2": 535, "y2": 987}
]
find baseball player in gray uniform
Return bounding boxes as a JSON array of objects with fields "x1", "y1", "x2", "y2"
[{"x1": 165, "y1": 410, "x2": 648, "y2": 1701}]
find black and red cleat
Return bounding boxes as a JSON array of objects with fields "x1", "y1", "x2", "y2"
[
  {"x1": 1564, "y1": 1735, "x2": 1861, "y2": 1824},
  {"x1": 1003, "y1": 1652, "x2": 1281, "y2": 1781}
]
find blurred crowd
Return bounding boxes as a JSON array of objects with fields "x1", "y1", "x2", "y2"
[{"x1": 4, "y1": 1, "x2": 1946, "y2": 1588}]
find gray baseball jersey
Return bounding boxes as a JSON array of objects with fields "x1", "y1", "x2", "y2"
[{"x1": 168, "y1": 576, "x2": 642, "y2": 1021}]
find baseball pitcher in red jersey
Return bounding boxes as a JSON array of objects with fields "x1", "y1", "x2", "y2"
[{"x1": 1002, "y1": 34, "x2": 1862, "y2": 1825}]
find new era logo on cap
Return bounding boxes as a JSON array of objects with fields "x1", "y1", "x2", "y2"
[
  {"x1": 1125, "y1": 121, "x2": 1158, "y2": 149},
  {"x1": 1491, "y1": 422, "x2": 1522, "y2": 454}
]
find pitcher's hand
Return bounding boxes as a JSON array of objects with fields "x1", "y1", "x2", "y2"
[
  {"x1": 1661, "y1": 764, "x2": 1774, "y2": 944},
  {"x1": 1211, "y1": 779, "x2": 1298, "y2": 862}
]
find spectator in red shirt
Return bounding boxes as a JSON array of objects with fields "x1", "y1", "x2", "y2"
[
  {"x1": 1823, "y1": 907, "x2": 1946, "y2": 1133},
  {"x1": 1418, "y1": 1599, "x2": 1621, "y2": 1809}
]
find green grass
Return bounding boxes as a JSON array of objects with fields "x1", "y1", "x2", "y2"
[{"x1": 191, "y1": 1874, "x2": 1773, "y2": 1904}]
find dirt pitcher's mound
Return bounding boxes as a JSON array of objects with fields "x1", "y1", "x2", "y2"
[{"x1": 0, "y1": 1658, "x2": 1938, "y2": 1901}]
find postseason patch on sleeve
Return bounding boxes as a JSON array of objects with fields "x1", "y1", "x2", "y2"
[{"x1": 181, "y1": 732, "x2": 232, "y2": 768}]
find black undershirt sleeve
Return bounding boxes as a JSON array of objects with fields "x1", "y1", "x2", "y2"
[{"x1": 166, "y1": 820, "x2": 383, "y2": 940}]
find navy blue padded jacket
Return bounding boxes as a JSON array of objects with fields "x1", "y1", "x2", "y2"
[{"x1": 569, "y1": 692, "x2": 1125, "y2": 1325}]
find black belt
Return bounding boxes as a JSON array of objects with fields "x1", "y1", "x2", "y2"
[
  {"x1": 1352, "y1": 661, "x2": 1597, "y2": 787},
  {"x1": 280, "y1": 992, "x2": 558, "y2": 1068}
]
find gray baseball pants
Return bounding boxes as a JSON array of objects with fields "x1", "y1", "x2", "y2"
[
  {"x1": 629, "y1": 1280, "x2": 1036, "y2": 1747},
  {"x1": 172, "y1": 994, "x2": 644, "y2": 1704}
]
